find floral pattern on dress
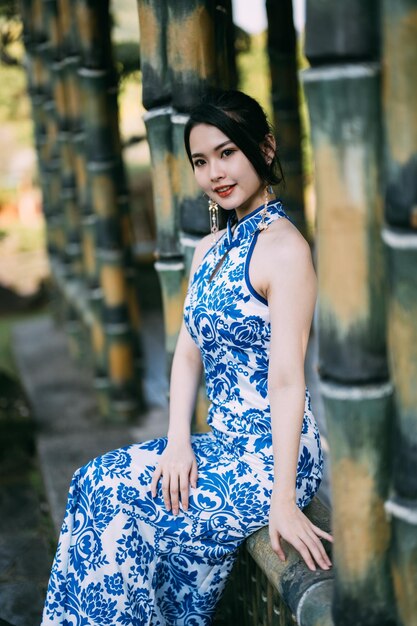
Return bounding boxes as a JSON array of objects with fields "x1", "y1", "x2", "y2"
[{"x1": 42, "y1": 200, "x2": 323, "y2": 625}]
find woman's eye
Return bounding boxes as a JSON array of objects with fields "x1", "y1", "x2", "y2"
[
  {"x1": 222, "y1": 149, "x2": 234, "y2": 158},
  {"x1": 193, "y1": 159, "x2": 205, "y2": 167}
]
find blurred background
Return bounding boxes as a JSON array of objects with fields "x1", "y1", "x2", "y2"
[
  {"x1": 1, "y1": 3, "x2": 313, "y2": 624},
  {"x1": 1, "y1": 1, "x2": 416, "y2": 625}
]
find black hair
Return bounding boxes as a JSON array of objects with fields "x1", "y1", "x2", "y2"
[{"x1": 184, "y1": 89, "x2": 284, "y2": 187}]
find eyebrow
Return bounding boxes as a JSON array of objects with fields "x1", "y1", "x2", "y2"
[{"x1": 191, "y1": 140, "x2": 234, "y2": 159}]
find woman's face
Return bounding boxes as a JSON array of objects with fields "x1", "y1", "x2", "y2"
[{"x1": 189, "y1": 123, "x2": 265, "y2": 218}]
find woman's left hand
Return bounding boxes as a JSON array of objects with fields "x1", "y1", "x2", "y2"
[{"x1": 268, "y1": 488, "x2": 333, "y2": 571}]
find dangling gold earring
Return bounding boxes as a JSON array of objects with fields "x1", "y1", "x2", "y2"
[
  {"x1": 208, "y1": 198, "x2": 219, "y2": 244},
  {"x1": 258, "y1": 185, "x2": 272, "y2": 231}
]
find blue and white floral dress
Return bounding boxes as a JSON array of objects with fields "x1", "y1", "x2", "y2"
[{"x1": 42, "y1": 200, "x2": 323, "y2": 626}]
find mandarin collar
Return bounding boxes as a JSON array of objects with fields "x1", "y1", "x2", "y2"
[{"x1": 224, "y1": 199, "x2": 282, "y2": 248}]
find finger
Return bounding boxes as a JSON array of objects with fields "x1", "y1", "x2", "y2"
[
  {"x1": 311, "y1": 524, "x2": 334, "y2": 543},
  {"x1": 293, "y1": 539, "x2": 316, "y2": 572},
  {"x1": 180, "y1": 472, "x2": 189, "y2": 512},
  {"x1": 308, "y1": 529, "x2": 332, "y2": 568},
  {"x1": 307, "y1": 538, "x2": 330, "y2": 570},
  {"x1": 304, "y1": 530, "x2": 331, "y2": 569},
  {"x1": 190, "y1": 460, "x2": 198, "y2": 489},
  {"x1": 269, "y1": 531, "x2": 286, "y2": 562},
  {"x1": 170, "y1": 475, "x2": 180, "y2": 515},
  {"x1": 151, "y1": 466, "x2": 162, "y2": 498},
  {"x1": 162, "y1": 474, "x2": 171, "y2": 511}
]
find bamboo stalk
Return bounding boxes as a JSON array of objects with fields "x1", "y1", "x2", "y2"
[
  {"x1": 265, "y1": 0, "x2": 306, "y2": 236},
  {"x1": 303, "y1": 65, "x2": 387, "y2": 384},
  {"x1": 172, "y1": 113, "x2": 214, "y2": 237},
  {"x1": 75, "y1": 0, "x2": 144, "y2": 419},
  {"x1": 167, "y1": 0, "x2": 236, "y2": 111},
  {"x1": 56, "y1": 0, "x2": 75, "y2": 55},
  {"x1": 20, "y1": 0, "x2": 144, "y2": 419},
  {"x1": 305, "y1": 0, "x2": 380, "y2": 62},
  {"x1": 154, "y1": 259, "x2": 187, "y2": 367},
  {"x1": 321, "y1": 381, "x2": 394, "y2": 624},
  {"x1": 246, "y1": 498, "x2": 333, "y2": 626},
  {"x1": 138, "y1": 0, "x2": 234, "y2": 375},
  {"x1": 381, "y1": 3, "x2": 417, "y2": 622},
  {"x1": 143, "y1": 107, "x2": 181, "y2": 258},
  {"x1": 303, "y1": 3, "x2": 395, "y2": 623},
  {"x1": 143, "y1": 107, "x2": 184, "y2": 375},
  {"x1": 74, "y1": 0, "x2": 113, "y2": 70},
  {"x1": 382, "y1": 230, "x2": 417, "y2": 626},
  {"x1": 137, "y1": 0, "x2": 171, "y2": 109},
  {"x1": 78, "y1": 68, "x2": 116, "y2": 162},
  {"x1": 381, "y1": 0, "x2": 417, "y2": 230}
]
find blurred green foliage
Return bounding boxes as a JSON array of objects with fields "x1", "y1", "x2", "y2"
[
  {"x1": 0, "y1": 8, "x2": 34, "y2": 205},
  {"x1": 0, "y1": 0, "x2": 17, "y2": 18},
  {"x1": 236, "y1": 31, "x2": 273, "y2": 123},
  {"x1": 0, "y1": 61, "x2": 30, "y2": 122}
]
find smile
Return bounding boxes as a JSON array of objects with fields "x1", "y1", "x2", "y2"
[{"x1": 214, "y1": 184, "x2": 236, "y2": 197}]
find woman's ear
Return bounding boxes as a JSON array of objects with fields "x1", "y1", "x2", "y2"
[{"x1": 261, "y1": 133, "x2": 276, "y2": 165}]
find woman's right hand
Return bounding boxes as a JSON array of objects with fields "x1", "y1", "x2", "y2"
[{"x1": 150, "y1": 440, "x2": 198, "y2": 516}]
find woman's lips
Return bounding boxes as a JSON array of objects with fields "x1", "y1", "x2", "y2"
[{"x1": 214, "y1": 184, "x2": 236, "y2": 198}]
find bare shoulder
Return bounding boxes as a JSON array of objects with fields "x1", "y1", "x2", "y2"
[
  {"x1": 250, "y1": 217, "x2": 315, "y2": 300},
  {"x1": 261, "y1": 217, "x2": 313, "y2": 269}
]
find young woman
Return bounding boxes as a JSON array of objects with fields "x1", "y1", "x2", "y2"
[{"x1": 42, "y1": 89, "x2": 332, "y2": 626}]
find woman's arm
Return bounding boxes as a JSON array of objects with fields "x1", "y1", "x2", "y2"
[
  {"x1": 253, "y1": 221, "x2": 333, "y2": 570},
  {"x1": 166, "y1": 320, "x2": 203, "y2": 445},
  {"x1": 151, "y1": 233, "x2": 216, "y2": 515},
  {"x1": 267, "y1": 231, "x2": 315, "y2": 502}
]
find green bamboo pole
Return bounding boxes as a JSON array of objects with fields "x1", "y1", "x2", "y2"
[
  {"x1": 20, "y1": 0, "x2": 65, "y2": 293},
  {"x1": 143, "y1": 107, "x2": 181, "y2": 258},
  {"x1": 167, "y1": 0, "x2": 217, "y2": 110},
  {"x1": 303, "y1": 3, "x2": 396, "y2": 624},
  {"x1": 320, "y1": 382, "x2": 394, "y2": 623},
  {"x1": 305, "y1": 0, "x2": 380, "y2": 62},
  {"x1": 49, "y1": 0, "x2": 89, "y2": 357},
  {"x1": 50, "y1": 54, "x2": 75, "y2": 276},
  {"x1": 382, "y1": 233, "x2": 417, "y2": 626},
  {"x1": 381, "y1": 0, "x2": 417, "y2": 231},
  {"x1": 380, "y1": 3, "x2": 417, "y2": 624},
  {"x1": 23, "y1": 0, "x2": 143, "y2": 420},
  {"x1": 75, "y1": 0, "x2": 144, "y2": 420},
  {"x1": 168, "y1": 0, "x2": 234, "y2": 240},
  {"x1": 136, "y1": 0, "x2": 171, "y2": 109},
  {"x1": 154, "y1": 259, "x2": 187, "y2": 359},
  {"x1": 246, "y1": 499, "x2": 333, "y2": 626},
  {"x1": 167, "y1": 0, "x2": 236, "y2": 111},
  {"x1": 78, "y1": 69, "x2": 116, "y2": 161},
  {"x1": 42, "y1": 0, "x2": 61, "y2": 228},
  {"x1": 216, "y1": 498, "x2": 334, "y2": 625},
  {"x1": 265, "y1": 0, "x2": 306, "y2": 237},
  {"x1": 53, "y1": 0, "x2": 105, "y2": 378},
  {"x1": 142, "y1": 102, "x2": 183, "y2": 377},
  {"x1": 303, "y1": 66, "x2": 387, "y2": 384},
  {"x1": 137, "y1": 0, "x2": 234, "y2": 379},
  {"x1": 74, "y1": 0, "x2": 112, "y2": 70},
  {"x1": 25, "y1": 0, "x2": 75, "y2": 343}
]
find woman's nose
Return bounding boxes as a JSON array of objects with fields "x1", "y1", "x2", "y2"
[{"x1": 209, "y1": 160, "x2": 224, "y2": 182}]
